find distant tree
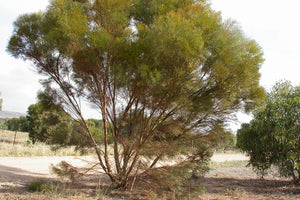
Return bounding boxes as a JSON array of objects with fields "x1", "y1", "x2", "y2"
[
  {"x1": 27, "y1": 91, "x2": 104, "y2": 146},
  {"x1": 26, "y1": 102, "x2": 44, "y2": 142},
  {"x1": 70, "y1": 118, "x2": 107, "y2": 147},
  {"x1": 211, "y1": 129, "x2": 236, "y2": 152},
  {"x1": 4, "y1": 116, "x2": 28, "y2": 145},
  {"x1": 7, "y1": 0, "x2": 264, "y2": 189},
  {"x1": 18, "y1": 116, "x2": 29, "y2": 132},
  {"x1": 4, "y1": 116, "x2": 28, "y2": 132},
  {"x1": 0, "y1": 120, "x2": 6, "y2": 130},
  {"x1": 237, "y1": 81, "x2": 300, "y2": 183},
  {"x1": 4, "y1": 118, "x2": 20, "y2": 132},
  {"x1": 27, "y1": 91, "x2": 73, "y2": 144}
]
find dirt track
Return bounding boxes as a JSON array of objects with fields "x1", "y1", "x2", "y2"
[
  {"x1": 0, "y1": 153, "x2": 248, "y2": 176},
  {"x1": 0, "y1": 153, "x2": 248, "y2": 185}
]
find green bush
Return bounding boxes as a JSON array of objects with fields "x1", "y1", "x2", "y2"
[
  {"x1": 237, "y1": 81, "x2": 300, "y2": 182},
  {"x1": 28, "y1": 179, "x2": 55, "y2": 193}
]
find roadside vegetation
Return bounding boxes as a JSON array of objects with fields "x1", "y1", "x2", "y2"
[{"x1": 0, "y1": 130, "x2": 92, "y2": 157}]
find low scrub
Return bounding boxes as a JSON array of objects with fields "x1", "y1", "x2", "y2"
[
  {"x1": 28, "y1": 179, "x2": 55, "y2": 193},
  {"x1": 51, "y1": 161, "x2": 82, "y2": 182}
]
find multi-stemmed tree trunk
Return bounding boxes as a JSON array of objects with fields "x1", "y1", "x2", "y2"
[{"x1": 8, "y1": 0, "x2": 264, "y2": 188}]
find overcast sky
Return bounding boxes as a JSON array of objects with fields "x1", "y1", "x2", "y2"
[{"x1": 0, "y1": 0, "x2": 299, "y2": 128}]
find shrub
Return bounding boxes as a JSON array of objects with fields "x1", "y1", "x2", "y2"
[
  {"x1": 50, "y1": 161, "x2": 82, "y2": 182},
  {"x1": 237, "y1": 81, "x2": 300, "y2": 183},
  {"x1": 28, "y1": 179, "x2": 55, "y2": 193}
]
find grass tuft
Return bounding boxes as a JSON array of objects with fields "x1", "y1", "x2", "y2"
[{"x1": 223, "y1": 187, "x2": 246, "y2": 196}]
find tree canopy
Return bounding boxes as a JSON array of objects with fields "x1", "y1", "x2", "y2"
[
  {"x1": 26, "y1": 91, "x2": 73, "y2": 144},
  {"x1": 237, "y1": 81, "x2": 300, "y2": 183},
  {"x1": 7, "y1": 0, "x2": 264, "y2": 189},
  {"x1": 4, "y1": 116, "x2": 29, "y2": 132}
]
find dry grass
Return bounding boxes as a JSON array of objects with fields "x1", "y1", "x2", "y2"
[
  {"x1": 0, "y1": 142, "x2": 90, "y2": 157},
  {"x1": 0, "y1": 130, "x2": 28, "y2": 143},
  {"x1": 210, "y1": 160, "x2": 249, "y2": 169},
  {"x1": 0, "y1": 129, "x2": 92, "y2": 157}
]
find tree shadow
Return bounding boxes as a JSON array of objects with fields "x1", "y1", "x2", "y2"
[
  {"x1": 0, "y1": 165, "x2": 46, "y2": 176},
  {"x1": 0, "y1": 164, "x2": 54, "y2": 193}
]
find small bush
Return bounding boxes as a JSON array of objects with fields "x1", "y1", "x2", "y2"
[
  {"x1": 28, "y1": 179, "x2": 55, "y2": 193},
  {"x1": 51, "y1": 161, "x2": 81, "y2": 182}
]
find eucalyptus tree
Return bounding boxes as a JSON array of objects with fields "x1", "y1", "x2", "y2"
[
  {"x1": 7, "y1": 0, "x2": 264, "y2": 188},
  {"x1": 237, "y1": 81, "x2": 300, "y2": 183}
]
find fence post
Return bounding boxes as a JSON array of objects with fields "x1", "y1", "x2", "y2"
[{"x1": 13, "y1": 131, "x2": 17, "y2": 146}]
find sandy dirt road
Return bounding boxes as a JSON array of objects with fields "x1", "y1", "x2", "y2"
[
  {"x1": 0, "y1": 156, "x2": 99, "y2": 190},
  {"x1": 0, "y1": 153, "x2": 248, "y2": 187},
  {"x1": 2, "y1": 154, "x2": 299, "y2": 200},
  {"x1": 0, "y1": 156, "x2": 97, "y2": 177},
  {"x1": 0, "y1": 153, "x2": 248, "y2": 175}
]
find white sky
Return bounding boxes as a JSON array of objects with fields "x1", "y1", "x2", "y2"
[{"x1": 0, "y1": 0, "x2": 299, "y2": 129}]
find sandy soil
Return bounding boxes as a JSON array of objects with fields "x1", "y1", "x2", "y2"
[
  {"x1": 0, "y1": 153, "x2": 248, "y2": 191},
  {"x1": 211, "y1": 153, "x2": 248, "y2": 162},
  {"x1": 0, "y1": 156, "x2": 97, "y2": 176},
  {"x1": 0, "y1": 156, "x2": 99, "y2": 193},
  {"x1": 1, "y1": 153, "x2": 299, "y2": 200},
  {"x1": 0, "y1": 153, "x2": 249, "y2": 180}
]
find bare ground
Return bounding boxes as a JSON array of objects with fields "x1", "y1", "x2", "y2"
[
  {"x1": 0, "y1": 154, "x2": 299, "y2": 199},
  {"x1": 199, "y1": 166, "x2": 300, "y2": 200}
]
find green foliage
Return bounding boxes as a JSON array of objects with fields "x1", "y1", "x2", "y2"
[
  {"x1": 71, "y1": 119, "x2": 107, "y2": 147},
  {"x1": 5, "y1": 118, "x2": 21, "y2": 132},
  {"x1": 8, "y1": 0, "x2": 265, "y2": 189},
  {"x1": 209, "y1": 128, "x2": 236, "y2": 151},
  {"x1": 28, "y1": 179, "x2": 55, "y2": 193},
  {"x1": 4, "y1": 116, "x2": 29, "y2": 132},
  {"x1": 27, "y1": 99, "x2": 73, "y2": 144},
  {"x1": 237, "y1": 81, "x2": 300, "y2": 182},
  {"x1": 0, "y1": 120, "x2": 7, "y2": 130},
  {"x1": 27, "y1": 94, "x2": 105, "y2": 147}
]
